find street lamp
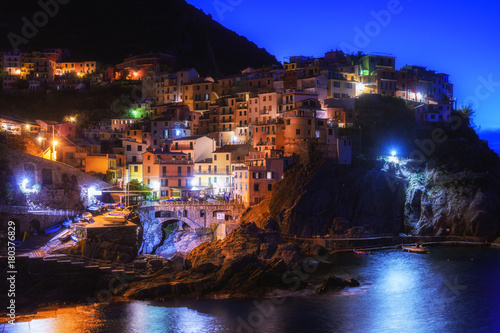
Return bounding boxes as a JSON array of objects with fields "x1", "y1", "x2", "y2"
[{"x1": 52, "y1": 140, "x2": 58, "y2": 161}]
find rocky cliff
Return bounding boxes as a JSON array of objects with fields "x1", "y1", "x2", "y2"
[
  {"x1": 241, "y1": 160, "x2": 406, "y2": 237},
  {"x1": 404, "y1": 167, "x2": 500, "y2": 238},
  {"x1": 240, "y1": 158, "x2": 500, "y2": 241}
]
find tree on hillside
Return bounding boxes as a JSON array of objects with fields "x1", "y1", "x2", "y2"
[{"x1": 459, "y1": 104, "x2": 479, "y2": 132}]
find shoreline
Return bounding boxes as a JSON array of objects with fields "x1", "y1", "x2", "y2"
[{"x1": 1, "y1": 243, "x2": 497, "y2": 321}]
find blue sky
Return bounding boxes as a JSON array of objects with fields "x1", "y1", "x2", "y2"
[{"x1": 188, "y1": 0, "x2": 500, "y2": 151}]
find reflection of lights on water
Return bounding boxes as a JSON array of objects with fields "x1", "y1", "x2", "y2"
[
  {"x1": 9, "y1": 306, "x2": 105, "y2": 332},
  {"x1": 125, "y1": 302, "x2": 220, "y2": 333}
]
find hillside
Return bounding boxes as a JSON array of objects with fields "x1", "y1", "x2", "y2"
[
  {"x1": 240, "y1": 97, "x2": 500, "y2": 241},
  {"x1": 0, "y1": 0, "x2": 278, "y2": 75}
]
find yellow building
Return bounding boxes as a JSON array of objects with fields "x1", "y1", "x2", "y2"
[
  {"x1": 183, "y1": 80, "x2": 219, "y2": 111},
  {"x1": 128, "y1": 163, "x2": 143, "y2": 183}
]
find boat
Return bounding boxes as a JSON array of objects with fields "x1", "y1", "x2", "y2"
[
  {"x1": 82, "y1": 212, "x2": 93, "y2": 221},
  {"x1": 62, "y1": 219, "x2": 71, "y2": 227},
  {"x1": 44, "y1": 223, "x2": 62, "y2": 235},
  {"x1": 58, "y1": 230, "x2": 72, "y2": 242},
  {"x1": 103, "y1": 211, "x2": 127, "y2": 223},
  {"x1": 70, "y1": 235, "x2": 79, "y2": 242},
  {"x1": 402, "y1": 245, "x2": 429, "y2": 254},
  {"x1": 353, "y1": 249, "x2": 370, "y2": 255}
]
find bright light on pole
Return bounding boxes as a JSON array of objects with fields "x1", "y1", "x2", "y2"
[
  {"x1": 357, "y1": 83, "x2": 365, "y2": 94},
  {"x1": 52, "y1": 140, "x2": 58, "y2": 161},
  {"x1": 389, "y1": 150, "x2": 399, "y2": 163}
]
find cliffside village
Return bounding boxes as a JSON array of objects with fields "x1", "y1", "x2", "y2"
[{"x1": 0, "y1": 49, "x2": 455, "y2": 206}]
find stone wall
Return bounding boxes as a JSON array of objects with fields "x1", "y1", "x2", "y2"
[
  {"x1": 284, "y1": 138, "x2": 337, "y2": 164},
  {"x1": 82, "y1": 225, "x2": 139, "y2": 263}
]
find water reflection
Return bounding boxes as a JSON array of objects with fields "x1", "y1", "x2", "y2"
[{"x1": 2, "y1": 248, "x2": 499, "y2": 333}]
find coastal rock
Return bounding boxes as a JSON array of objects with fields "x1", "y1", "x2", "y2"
[
  {"x1": 240, "y1": 161, "x2": 406, "y2": 237},
  {"x1": 240, "y1": 159, "x2": 500, "y2": 241},
  {"x1": 123, "y1": 223, "x2": 305, "y2": 300},
  {"x1": 316, "y1": 275, "x2": 360, "y2": 295},
  {"x1": 404, "y1": 170, "x2": 500, "y2": 239}
]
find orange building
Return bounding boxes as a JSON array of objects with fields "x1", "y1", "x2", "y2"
[{"x1": 142, "y1": 150, "x2": 195, "y2": 199}]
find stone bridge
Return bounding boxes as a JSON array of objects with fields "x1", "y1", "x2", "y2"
[
  {"x1": 0, "y1": 206, "x2": 81, "y2": 240},
  {"x1": 144, "y1": 201, "x2": 246, "y2": 229}
]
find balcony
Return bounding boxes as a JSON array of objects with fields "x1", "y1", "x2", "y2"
[
  {"x1": 194, "y1": 170, "x2": 233, "y2": 176},
  {"x1": 161, "y1": 173, "x2": 193, "y2": 177},
  {"x1": 157, "y1": 159, "x2": 193, "y2": 165}
]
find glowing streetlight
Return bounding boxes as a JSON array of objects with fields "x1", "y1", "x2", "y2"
[
  {"x1": 357, "y1": 83, "x2": 365, "y2": 93},
  {"x1": 133, "y1": 72, "x2": 138, "y2": 77},
  {"x1": 37, "y1": 137, "x2": 43, "y2": 143},
  {"x1": 389, "y1": 150, "x2": 399, "y2": 163},
  {"x1": 70, "y1": 117, "x2": 75, "y2": 122},
  {"x1": 52, "y1": 140, "x2": 58, "y2": 161}
]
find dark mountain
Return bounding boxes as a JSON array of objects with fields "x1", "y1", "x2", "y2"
[{"x1": 0, "y1": 0, "x2": 279, "y2": 75}]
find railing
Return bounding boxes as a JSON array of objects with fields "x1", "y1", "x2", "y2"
[
  {"x1": 282, "y1": 233, "x2": 396, "y2": 241},
  {"x1": 158, "y1": 160, "x2": 193, "y2": 165},
  {"x1": 1, "y1": 206, "x2": 82, "y2": 217},
  {"x1": 151, "y1": 201, "x2": 244, "y2": 207},
  {"x1": 193, "y1": 171, "x2": 233, "y2": 175},
  {"x1": 161, "y1": 173, "x2": 193, "y2": 177}
]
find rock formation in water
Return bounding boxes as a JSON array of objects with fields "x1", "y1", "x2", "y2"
[{"x1": 122, "y1": 223, "x2": 306, "y2": 299}]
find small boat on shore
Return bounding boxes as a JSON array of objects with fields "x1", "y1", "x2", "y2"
[
  {"x1": 103, "y1": 211, "x2": 127, "y2": 223},
  {"x1": 353, "y1": 249, "x2": 370, "y2": 255},
  {"x1": 402, "y1": 245, "x2": 429, "y2": 254},
  {"x1": 44, "y1": 223, "x2": 62, "y2": 235},
  {"x1": 82, "y1": 212, "x2": 92, "y2": 221},
  {"x1": 70, "y1": 235, "x2": 79, "y2": 242},
  {"x1": 58, "y1": 230, "x2": 72, "y2": 242},
  {"x1": 62, "y1": 219, "x2": 71, "y2": 228}
]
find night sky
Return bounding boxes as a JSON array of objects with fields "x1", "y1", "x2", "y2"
[{"x1": 188, "y1": 0, "x2": 500, "y2": 152}]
